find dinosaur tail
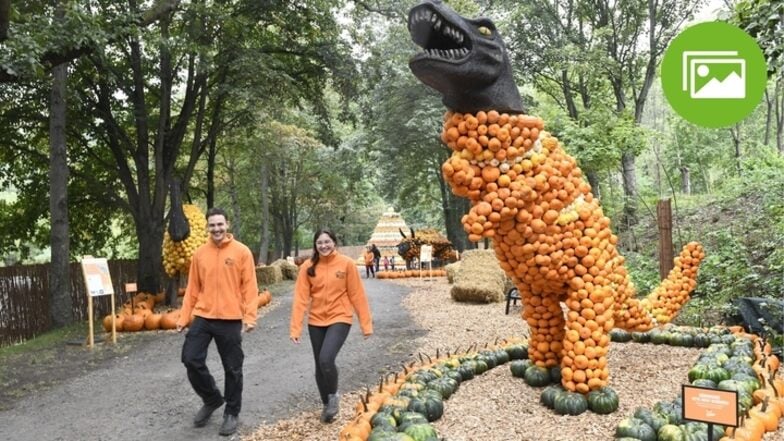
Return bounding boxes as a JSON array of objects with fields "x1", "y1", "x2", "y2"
[{"x1": 639, "y1": 242, "x2": 706, "y2": 325}]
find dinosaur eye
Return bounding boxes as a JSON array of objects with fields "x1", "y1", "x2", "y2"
[{"x1": 478, "y1": 26, "x2": 492, "y2": 37}]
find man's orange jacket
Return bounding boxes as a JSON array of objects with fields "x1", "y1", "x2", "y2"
[{"x1": 178, "y1": 234, "x2": 258, "y2": 327}]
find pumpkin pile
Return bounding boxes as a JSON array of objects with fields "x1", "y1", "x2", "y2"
[
  {"x1": 376, "y1": 269, "x2": 447, "y2": 279},
  {"x1": 438, "y1": 110, "x2": 705, "y2": 395},
  {"x1": 101, "y1": 288, "x2": 272, "y2": 333},
  {"x1": 340, "y1": 338, "x2": 529, "y2": 441},
  {"x1": 162, "y1": 204, "x2": 208, "y2": 277},
  {"x1": 610, "y1": 325, "x2": 784, "y2": 441}
]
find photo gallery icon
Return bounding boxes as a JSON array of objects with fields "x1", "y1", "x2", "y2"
[{"x1": 681, "y1": 51, "x2": 746, "y2": 99}]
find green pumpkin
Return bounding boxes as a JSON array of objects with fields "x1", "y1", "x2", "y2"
[
  {"x1": 444, "y1": 369, "x2": 463, "y2": 383},
  {"x1": 653, "y1": 400, "x2": 683, "y2": 425},
  {"x1": 610, "y1": 328, "x2": 633, "y2": 342},
  {"x1": 406, "y1": 396, "x2": 443, "y2": 422},
  {"x1": 553, "y1": 391, "x2": 588, "y2": 416},
  {"x1": 457, "y1": 362, "x2": 475, "y2": 380},
  {"x1": 657, "y1": 424, "x2": 686, "y2": 441},
  {"x1": 473, "y1": 358, "x2": 489, "y2": 375},
  {"x1": 631, "y1": 331, "x2": 651, "y2": 343},
  {"x1": 540, "y1": 384, "x2": 566, "y2": 409},
  {"x1": 505, "y1": 344, "x2": 528, "y2": 360},
  {"x1": 478, "y1": 351, "x2": 498, "y2": 368},
  {"x1": 690, "y1": 378, "x2": 717, "y2": 388},
  {"x1": 367, "y1": 430, "x2": 415, "y2": 441},
  {"x1": 669, "y1": 332, "x2": 694, "y2": 347},
  {"x1": 692, "y1": 333, "x2": 712, "y2": 348},
  {"x1": 586, "y1": 386, "x2": 619, "y2": 414},
  {"x1": 650, "y1": 330, "x2": 671, "y2": 345},
  {"x1": 494, "y1": 349, "x2": 511, "y2": 365},
  {"x1": 509, "y1": 359, "x2": 531, "y2": 378},
  {"x1": 524, "y1": 365, "x2": 551, "y2": 387},
  {"x1": 427, "y1": 378, "x2": 457, "y2": 399},
  {"x1": 371, "y1": 411, "x2": 397, "y2": 428},
  {"x1": 403, "y1": 423, "x2": 438, "y2": 441},
  {"x1": 615, "y1": 417, "x2": 657, "y2": 441},
  {"x1": 703, "y1": 366, "x2": 731, "y2": 384},
  {"x1": 687, "y1": 364, "x2": 710, "y2": 382},
  {"x1": 394, "y1": 411, "x2": 428, "y2": 428},
  {"x1": 548, "y1": 366, "x2": 562, "y2": 383},
  {"x1": 633, "y1": 407, "x2": 668, "y2": 432}
]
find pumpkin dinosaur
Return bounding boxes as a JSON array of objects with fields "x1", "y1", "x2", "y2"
[
  {"x1": 408, "y1": 0, "x2": 705, "y2": 394},
  {"x1": 397, "y1": 227, "x2": 458, "y2": 268}
]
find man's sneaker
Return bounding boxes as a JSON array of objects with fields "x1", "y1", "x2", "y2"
[
  {"x1": 321, "y1": 393, "x2": 340, "y2": 423},
  {"x1": 219, "y1": 414, "x2": 238, "y2": 436},
  {"x1": 193, "y1": 400, "x2": 224, "y2": 428}
]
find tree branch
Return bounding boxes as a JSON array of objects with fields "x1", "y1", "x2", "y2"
[{"x1": 0, "y1": 0, "x2": 181, "y2": 83}]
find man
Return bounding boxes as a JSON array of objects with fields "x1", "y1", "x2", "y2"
[
  {"x1": 370, "y1": 244, "x2": 381, "y2": 273},
  {"x1": 177, "y1": 207, "x2": 258, "y2": 436}
]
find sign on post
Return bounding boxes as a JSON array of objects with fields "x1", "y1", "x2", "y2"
[
  {"x1": 80, "y1": 257, "x2": 116, "y2": 348},
  {"x1": 682, "y1": 384, "x2": 738, "y2": 441},
  {"x1": 419, "y1": 245, "x2": 433, "y2": 279}
]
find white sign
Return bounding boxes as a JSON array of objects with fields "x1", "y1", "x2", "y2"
[
  {"x1": 81, "y1": 257, "x2": 115, "y2": 297},
  {"x1": 420, "y1": 245, "x2": 432, "y2": 263}
]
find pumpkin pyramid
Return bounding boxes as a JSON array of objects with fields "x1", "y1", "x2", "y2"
[{"x1": 366, "y1": 207, "x2": 412, "y2": 260}]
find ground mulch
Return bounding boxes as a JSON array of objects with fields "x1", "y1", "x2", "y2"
[{"x1": 243, "y1": 278, "x2": 784, "y2": 441}]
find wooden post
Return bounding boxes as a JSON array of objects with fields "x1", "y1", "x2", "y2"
[
  {"x1": 657, "y1": 199, "x2": 674, "y2": 280},
  {"x1": 87, "y1": 295, "x2": 94, "y2": 348}
]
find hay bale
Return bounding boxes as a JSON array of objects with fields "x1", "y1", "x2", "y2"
[
  {"x1": 271, "y1": 259, "x2": 298, "y2": 280},
  {"x1": 255, "y1": 265, "x2": 282, "y2": 287},
  {"x1": 450, "y1": 249, "x2": 506, "y2": 303},
  {"x1": 445, "y1": 262, "x2": 461, "y2": 284}
]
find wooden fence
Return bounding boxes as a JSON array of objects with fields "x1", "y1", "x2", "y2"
[{"x1": 0, "y1": 259, "x2": 139, "y2": 347}]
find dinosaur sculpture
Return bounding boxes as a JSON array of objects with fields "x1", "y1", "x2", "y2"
[
  {"x1": 397, "y1": 227, "x2": 458, "y2": 268},
  {"x1": 408, "y1": 0, "x2": 705, "y2": 394}
]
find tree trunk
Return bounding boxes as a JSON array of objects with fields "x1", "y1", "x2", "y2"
[
  {"x1": 0, "y1": 0, "x2": 9, "y2": 42},
  {"x1": 206, "y1": 138, "x2": 216, "y2": 209},
  {"x1": 48, "y1": 4, "x2": 72, "y2": 327},
  {"x1": 764, "y1": 88, "x2": 772, "y2": 146},
  {"x1": 731, "y1": 124, "x2": 742, "y2": 177},
  {"x1": 136, "y1": 220, "x2": 164, "y2": 293},
  {"x1": 585, "y1": 170, "x2": 601, "y2": 199},
  {"x1": 620, "y1": 151, "x2": 638, "y2": 228},
  {"x1": 680, "y1": 167, "x2": 691, "y2": 194},
  {"x1": 258, "y1": 163, "x2": 270, "y2": 264},
  {"x1": 777, "y1": 77, "x2": 783, "y2": 155}
]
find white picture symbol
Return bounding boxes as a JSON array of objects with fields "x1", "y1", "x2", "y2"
[{"x1": 682, "y1": 51, "x2": 746, "y2": 99}]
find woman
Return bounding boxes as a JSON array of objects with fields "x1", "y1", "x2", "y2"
[{"x1": 290, "y1": 229, "x2": 373, "y2": 423}]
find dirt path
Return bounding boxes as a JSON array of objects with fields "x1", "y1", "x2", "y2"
[{"x1": 0, "y1": 278, "x2": 423, "y2": 441}]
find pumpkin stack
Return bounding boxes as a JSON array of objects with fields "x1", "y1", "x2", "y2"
[
  {"x1": 162, "y1": 204, "x2": 208, "y2": 277},
  {"x1": 439, "y1": 110, "x2": 705, "y2": 394}
]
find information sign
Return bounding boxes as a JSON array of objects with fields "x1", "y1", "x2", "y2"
[{"x1": 682, "y1": 384, "x2": 738, "y2": 427}]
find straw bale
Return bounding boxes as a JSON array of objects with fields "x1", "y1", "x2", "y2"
[
  {"x1": 444, "y1": 261, "x2": 461, "y2": 284},
  {"x1": 270, "y1": 259, "x2": 298, "y2": 280},
  {"x1": 450, "y1": 249, "x2": 506, "y2": 303},
  {"x1": 255, "y1": 265, "x2": 282, "y2": 287}
]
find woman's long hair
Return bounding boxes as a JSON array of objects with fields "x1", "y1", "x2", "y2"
[{"x1": 307, "y1": 229, "x2": 338, "y2": 277}]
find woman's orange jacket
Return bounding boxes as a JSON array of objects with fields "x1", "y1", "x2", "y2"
[{"x1": 290, "y1": 251, "x2": 373, "y2": 339}]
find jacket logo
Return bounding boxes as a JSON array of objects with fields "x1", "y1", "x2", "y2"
[
  {"x1": 225, "y1": 257, "x2": 235, "y2": 266},
  {"x1": 335, "y1": 270, "x2": 346, "y2": 279}
]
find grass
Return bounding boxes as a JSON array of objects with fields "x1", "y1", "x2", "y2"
[{"x1": 0, "y1": 322, "x2": 90, "y2": 358}]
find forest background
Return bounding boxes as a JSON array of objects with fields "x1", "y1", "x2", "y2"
[{"x1": 0, "y1": 0, "x2": 782, "y2": 338}]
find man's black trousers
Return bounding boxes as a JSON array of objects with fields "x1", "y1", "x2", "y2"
[{"x1": 182, "y1": 317, "x2": 244, "y2": 416}]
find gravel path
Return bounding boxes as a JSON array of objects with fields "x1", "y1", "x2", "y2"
[{"x1": 0, "y1": 278, "x2": 423, "y2": 441}]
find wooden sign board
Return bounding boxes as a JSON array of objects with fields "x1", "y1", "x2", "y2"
[
  {"x1": 81, "y1": 257, "x2": 114, "y2": 297},
  {"x1": 682, "y1": 384, "x2": 738, "y2": 427},
  {"x1": 125, "y1": 283, "x2": 137, "y2": 293},
  {"x1": 420, "y1": 245, "x2": 432, "y2": 263}
]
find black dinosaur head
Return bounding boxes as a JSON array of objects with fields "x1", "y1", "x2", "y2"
[{"x1": 408, "y1": 0, "x2": 524, "y2": 114}]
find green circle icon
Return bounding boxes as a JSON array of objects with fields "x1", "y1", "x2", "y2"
[{"x1": 661, "y1": 21, "x2": 767, "y2": 128}]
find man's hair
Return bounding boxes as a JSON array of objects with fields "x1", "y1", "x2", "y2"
[{"x1": 206, "y1": 207, "x2": 229, "y2": 221}]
